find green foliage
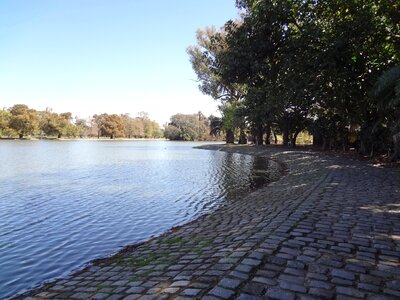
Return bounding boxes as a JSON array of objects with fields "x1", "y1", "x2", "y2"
[
  {"x1": 372, "y1": 64, "x2": 400, "y2": 159},
  {"x1": 187, "y1": 27, "x2": 245, "y2": 143},
  {"x1": 0, "y1": 110, "x2": 12, "y2": 136},
  {"x1": 189, "y1": 0, "x2": 400, "y2": 156},
  {"x1": 8, "y1": 104, "x2": 39, "y2": 138},
  {"x1": 39, "y1": 110, "x2": 76, "y2": 138},
  {"x1": 164, "y1": 124, "x2": 181, "y2": 140},
  {"x1": 164, "y1": 112, "x2": 212, "y2": 141},
  {"x1": 0, "y1": 104, "x2": 162, "y2": 140}
]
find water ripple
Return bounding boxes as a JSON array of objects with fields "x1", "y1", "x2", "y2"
[{"x1": 0, "y1": 141, "x2": 278, "y2": 299}]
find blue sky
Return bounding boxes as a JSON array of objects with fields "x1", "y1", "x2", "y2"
[{"x1": 0, "y1": 1, "x2": 239, "y2": 125}]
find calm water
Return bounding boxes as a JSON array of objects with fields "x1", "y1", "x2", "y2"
[{"x1": 0, "y1": 140, "x2": 276, "y2": 298}]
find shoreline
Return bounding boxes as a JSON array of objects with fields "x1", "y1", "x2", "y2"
[
  {"x1": 13, "y1": 144, "x2": 400, "y2": 299},
  {"x1": 11, "y1": 145, "x2": 284, "y2": 300}
]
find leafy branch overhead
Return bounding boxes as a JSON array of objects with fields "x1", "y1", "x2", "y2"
[{"x1": 188, "y1": 0, "x2": 400, "y2": 159}]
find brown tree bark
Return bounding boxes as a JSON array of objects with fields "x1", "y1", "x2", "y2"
[
  {"x1": 256, "y1": 124, "x2": 263, "y2": 145},
  {"x1": 226, "y1": 129, "x2": 234, "y2": 144}
]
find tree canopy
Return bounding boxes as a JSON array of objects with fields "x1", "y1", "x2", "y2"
[{"x1": 188, "y1": 0, "x2": 400, "y2": 158}]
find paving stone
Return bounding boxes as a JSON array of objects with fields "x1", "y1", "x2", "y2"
[
  {"x1": 336, "y1": 286, "x2": 366, "y2": 298},
  {"x1": 278, "y1": 274, "x2": 304, "y2": 284},
  {"x1": 105, "y1": 294, "x2": 124, "y2": 300},
  {"x1": 181, "y1": 288, "x2": 201, "y2": 296},
  {"x1": 358, "y1": 282, "x2": 380, "y2": 292},
  {"x1": 331, "y1": 277, "x2": 354, "y2": 286},
  {"x1": 309, "y1": 287, "x2": 334, "y2": 299},
  {"x1": 170, "y1": 280, "x2": 190, "y2": 287},
  {"x1": 265, "y1": 287, "x2": 295, "y2": 300},
  {"x1": 122, "y1": 295, "x2": 141, "y2": 300},
  {"x1": 287, "y1": 260, "x2": 305, "y2": 269},
  {"x1": 229, "y1": 271, "x2": 250, "y2": 280},
  {"x1": 242, "y1": 282, "x2": 265, "y2": 296},
  {"x1": 162, "y1": 287, "x2": 179, "y2": 294},
  {"x1": 308, "y1": 279, "x2": 332, "y2": 290},
  {"x1": 126, "y1": 287, "x2": 146, "y2": 294},
  {"x1": 279, "y1": 281, "x2": 307, "y2": 293},
  {"x1": 71, "y1": 292, "x2": 92, "y2": 299},
  {"x1": 331, "y1": 269, "x2": 356, "y2": 280},
  {"x1": 386, "y1": 280, "x2": 400, "y2": 291},
  {"x1": 92, "y1": 292, "x2": 110, "y2": 300},
  {"x1": 208, "y1": 286, "x2": 235, "y2": 299},
  {"x1": 218, "y1": 278, "x2": 242, "y2": 289},
  {"x1": 237, "y1": 293, "x2": 263, "y2": 300},
  {"x1": 383, "y1": 289, "x2": 400, "y2": 297},
  {"x1": 252, "y1": 276, "x2": 277, "y2": 285}
]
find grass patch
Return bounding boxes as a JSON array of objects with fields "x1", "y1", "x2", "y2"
[
  {"x1": 161, "y1": 236, "x2": 184, "y2": 245},
  {"x1": 128, "y1": 252, "x2": 158, "y2": 269}
]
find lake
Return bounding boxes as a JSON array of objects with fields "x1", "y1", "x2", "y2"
[{"x1": 0, "y1": 140, "x2": 277, "y2": 298}]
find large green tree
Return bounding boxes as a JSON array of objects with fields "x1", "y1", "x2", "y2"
[
  {"x1": 8, "y1": 104, "x2": 39, "y2": 138},
  {"x1": 164, "y1": 112, "x2": 212, "y2": 141},
  {"x1": 0, "y1": 109, "x2": 12, "y2": 137},
  {"x1": 193, "y1": 0, "x2": 399, "y2": 155},
  {"x1": 187, "y1": 27, "x2": 244, "y2": 143}
]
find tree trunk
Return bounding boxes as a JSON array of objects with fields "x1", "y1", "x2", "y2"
[
  {"x1": 273, "y1": 130, "x2": 278, "y2": 144},
  {"x1": 313, "y1": 134, "x2": 323, "y2": 148},
  {"x1": 291, "y1": 130, "x2": 300, "y2": 148},
  {"x1": 329, "y1": 138, "x2": 335, "y2": 150},
  {"x1": 58, "y1": 133, "x2": 62, "y2": 139},
  {"x1": 110, "y1": 134, "x2": 114, "y2": 139},
  {"x1": 392, "y1": 132, "x2": 400, "y2": 161},
  {"x1": 341, "y1": 128, "x2": 349, "y2": 151},
  {"x1": 256, "y1": 124, "x2": 263, "y2": 145},
  {"x1": 265, "y1": 123, "x2": 271, "y2": 145},
  {"x1": 282, "y1": 129, "x2": 289, "y2": 147},
  {"x1": 19, "y1": 133, "x2": 23, "y2": 139},
  {"x1": 238, "y1": 128, "x2": 247, "y2": 144},
  {"x1": 225, "y1": 129, "x2": 234, "y2": 144},
  {"x1": 322, "y1": 137, "x2": 328, "y2": 151},
  {"x1": 370, "y1": 143, "x2": 374, "y2": 157}
]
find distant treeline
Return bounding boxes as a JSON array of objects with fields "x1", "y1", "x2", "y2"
[
  {"x1": 0, "y1": 104, "x2": 162, "y2": 139},
  {"x1": 0, "y1": 104, "x2": 224, "y2": 141}
]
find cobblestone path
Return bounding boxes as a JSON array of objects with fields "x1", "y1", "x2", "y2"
[{"x1": 17, "y1": 145, "x2": 400, "y2": 300}]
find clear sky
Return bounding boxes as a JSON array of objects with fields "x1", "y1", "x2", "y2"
[{"x1": 0, "y1": 1, "x2": 239, "y2": 125}]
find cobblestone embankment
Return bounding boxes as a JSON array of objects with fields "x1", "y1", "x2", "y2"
[{"x1": 17, "y1": 145, "x2": 400, "y2": 300}]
